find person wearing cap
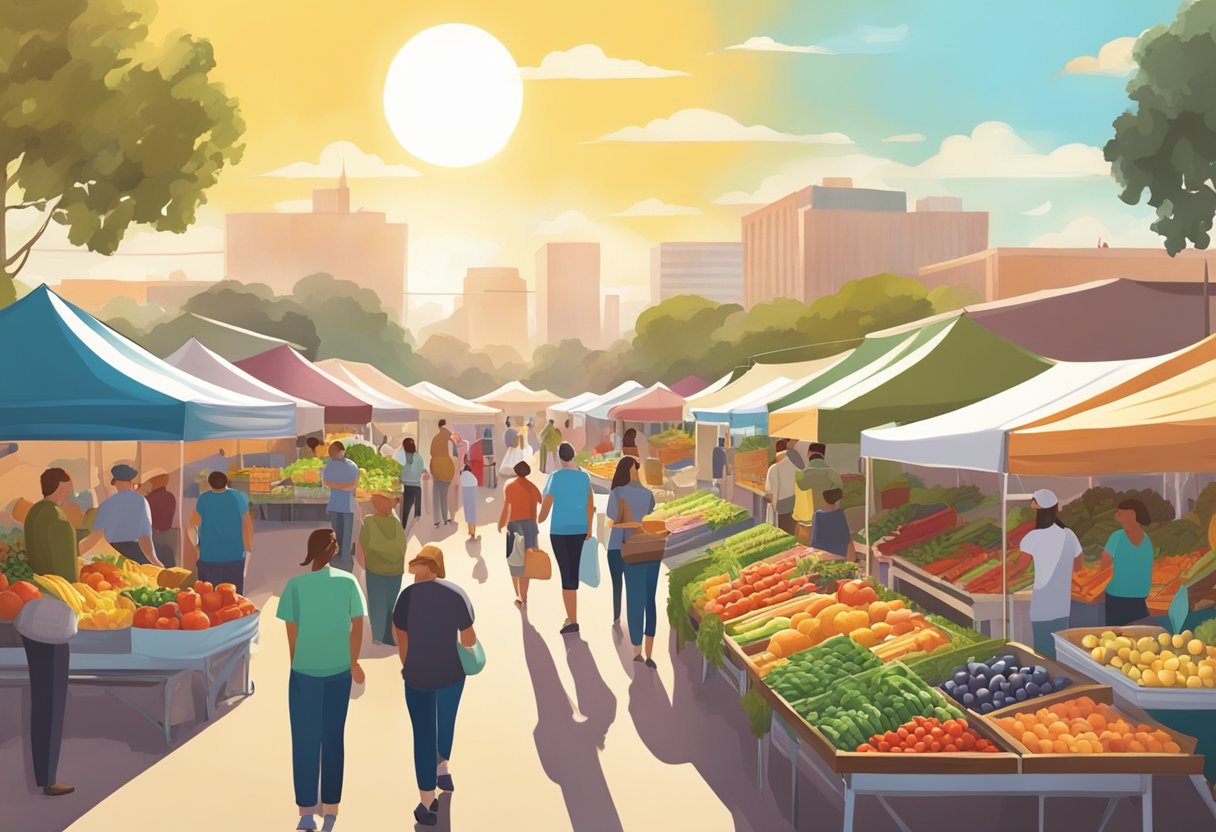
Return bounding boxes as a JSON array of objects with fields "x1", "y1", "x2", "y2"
[
  {"x1": 141, "y1": 468, "x2": 178, "y2": 568},
  {"x1": 358, "y1": 492, "x2": 407, "y2": 645},
  {"x1": 81, "y1": 464, "x2": 163, "y2": 567},
  {"x1": 1020, "y1": 489, "x2": 1083, "y2": 659},
  {"x1": 392, "y1": 545, "x2": 477, "y2": 827}
]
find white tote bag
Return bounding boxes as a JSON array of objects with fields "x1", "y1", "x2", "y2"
[
  {"x1": 507, "y1": 531, "x2": 526, "y2": 568},
  {"x1": 579, "y1": 535, "x2": 602, "y2": 588}
]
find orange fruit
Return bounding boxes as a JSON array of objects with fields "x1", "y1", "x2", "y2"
[
  {"x1": 0, "y1": 591, "x2": 23, "y2": 621},
  {"x1": 8, "y1": 581, "x2": 40, "y2": 602}
]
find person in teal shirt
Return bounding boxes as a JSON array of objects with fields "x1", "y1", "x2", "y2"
[
  {"x1": 278, "y1": 529, "x2": 367, "y2": 832},
  {"x1": 1103, "y1": 498, "x2": 1154, "y2": 626}
]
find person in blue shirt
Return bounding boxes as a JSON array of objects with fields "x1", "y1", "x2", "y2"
[
  {"x1": 810, "y1": 488, "x2": 855, "y2": 562},
  {"x1": 1102, "y1": 498, "x2": 1154, "y2": 626},
  {"x1": 323, "y1": 442, "x2": 360, "y2": 573},
  {"x1": 605, "y1": 457, "x2": 660, "y2": 666},
  {"x1": 394, "y1": 437, "x2": 427, "y2": 531},
  {"x1": 81, "y1": 464, "x2": 163, "y2": 567},
  {"x1": 188, "y1": 471, "x2": 253, "y2": 594},
  {"x1": 538, "y1": 443, "x2": 593, "y2": 635}
]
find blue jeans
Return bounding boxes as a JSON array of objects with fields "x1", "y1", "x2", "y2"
[
  {"x1": 607, "y1": 548, "x2": 626, "y2": 620},
  {"x1": 1032, "y1": 617, "x2": 1069, "y2": 660},
  {"x1": 329, "y1": 511, "x2": 354, "y2": 572},
  {"x1": 288, "y1": 670, "x2": 352, "y2": 808},
  {"x1": 404, "y1": 680, "x2": 466, "y2": 791},
  {"x1": 365, "y1": 571, "x2": 402, "y2": 645},
  {"x1": 624, "y1": 559, "x2": 661, "y2": 647}
]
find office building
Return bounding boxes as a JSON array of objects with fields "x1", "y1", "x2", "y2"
[
  {"x1": 535, "y1": 242, "x2": 601, "y2": 346},
  {"x1": 462, "y1": 267, "x2": 529, "y2": 357},
  {"x1": 603, "y1": 293, "x2": 621, "y2": 343},
  {"x1": 55, "y1": 272, "x2": 216, "y2": 313},
  {"x1": 650, "y1": 242, "x2": 744, "y2": 305}
]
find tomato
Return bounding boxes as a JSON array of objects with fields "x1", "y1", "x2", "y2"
[{"x1": 913, "y1": 741, "x2": 926, "y2": 753}]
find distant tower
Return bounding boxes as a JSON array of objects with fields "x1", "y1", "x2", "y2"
[{"x1": 312, "y1": 164, "x2": 350, "y2": 214}]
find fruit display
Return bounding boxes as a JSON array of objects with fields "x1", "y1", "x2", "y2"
[
  {"x1": 345, "y1": 443, "x2": 403, "y2": 494},
  {"x1": 796, "y1": 662, "x2": 965, "y2": 751},
  {"x1": 281, "y1": 457, "x2": 327, "y2": 500},
  {"x1": 994, "y1": 695, "x2": 1184, "y2": 755},
  {"x1": 45, "y1": 574, "x2": 135, "y2": 630},
  {"x1": 644, "y1": 490, "x2": 748, "y2": 533},
  {"x1": 857, "y1": 716, "x2": 1000, "y2": 754},
  {"x1": 0, "y1": 578, "x2": 41, "y2": 621},
  {"x1": 648, "y1": 427, "x2": 694, "y2": 465},
  {"x1": 939, "y1": 652, "x2": 1073, "y2": 715},
  {"x1": 132, "y1": 580, "x2": 255, "y2": 630},
  {"x1": 581, "y1": 453, "x2": 622, "y2": 480},
  {"x1": 765, "y1": 635, "x2": 883, "y2": 705},
  {"x1": 1080, "y1": 629, "x2": 1216, "y2": 688}
]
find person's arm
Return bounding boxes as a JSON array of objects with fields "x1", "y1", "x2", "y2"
[
  {"x1": 138, "y1": 536, "x2": 165, "y2": 568},
  {"x1": 498, "y1": 492, "x2": 510, "y2": 531},
  {"x1": 459, "y1": 624, "x2": 477, "y2": 648},
  {"x1": 349, "y1": 617, "x2": 365, "y2": 684},
  {"x1": 80, "y1": 529, "x2": 104, "y2": 553},
  {"x1": 585, "y1": 488, "x2": 594, "y2": 540},
  {"x1": 242, "y1": 511, "x2": 254, "y2": 553},
  {"x1": 285, "y1": 621, "x2": 298, "y2": 662},
  {"x1": 538, "y1": 493, "x2": 554, "y2": 523},
  {"x1": 395, "y1": 628, "x2": 408, "y2": 666}
]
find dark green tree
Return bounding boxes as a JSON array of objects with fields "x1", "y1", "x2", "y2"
[
  {"x1": 0, "y1": 0, "x2": 244, "y2": 307},
  {"x1": 1105, "y1": 1, "x2": 1216, "y2": 254}
]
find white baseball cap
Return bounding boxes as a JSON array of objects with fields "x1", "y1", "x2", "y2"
[{"x1": 1031, "y1": 488, "x2": 1058, "y2": 509}]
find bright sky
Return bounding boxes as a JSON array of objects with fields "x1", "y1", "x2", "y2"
[{"x1": 13, "y1": 0, "x2": 1186, "y2": 326}]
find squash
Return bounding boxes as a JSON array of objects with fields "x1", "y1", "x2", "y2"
[
  {"x1": 867, "y1": 600, "x2": 891, "y2": 624},
  {"x1": 871, "y1": 621, "x2": 893, "y2": 641},
  {"x1": 767, "y1": 629, "x2": 813, "y2": 659},
  {"x1": 851, "y1": 627, "x2": 878, "y2": 648},
  {"x1": 816, "y1": 602, "x2": 850, "y2": 634},
  {"x1": 796, "y1": 618, "x2": 823, "y2": 641},
  {"x1": 790, "y1": 612, "x2": 812, "y2": 629},
  {"x1": 805, "y1": 595, "x2": 838, "y2": 618},
  {"x1": 833, "y1": 609, "x2": 870, "y2": 637}
]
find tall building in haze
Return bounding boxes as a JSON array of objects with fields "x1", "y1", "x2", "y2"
[
  {"x1": 650, "y1": 242, "x2": 744, "y2": 305},
  {"x1": 742, "y1": 178, "x2": 988, "y2": 307},
  {"x1": 462, "y1": 267, "x2": 529, "y2": 359},
  {"x1": 225, "y1": 171, "x2": 408, "y2": 321},
  {"x1": 602, "y1": 293, "x2": 621, "y2": 343},
  {"x1": 535, "y1": 242, "x2": 600, "y2": 346}
]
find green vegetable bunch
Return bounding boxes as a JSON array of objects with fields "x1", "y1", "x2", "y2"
[
  {"x1": 121, "y1": 586, "x2": 180, "y2": 607},
  {"x1": 696, "y1": 614, "x2": 725, "y2": 667},
  {"x1": 739, "y1": 689, "x2": 773, "y2": 739}
]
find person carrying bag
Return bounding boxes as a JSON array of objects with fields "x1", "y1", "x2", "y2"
[{"x1": 605, "y1": 457, "x2": 666, "y2": 668}]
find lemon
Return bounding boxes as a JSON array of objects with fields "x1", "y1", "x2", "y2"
[
  {"x1": 1205, "y1": 678, "x2": 1216, "y2": 689},
  {"x1": 1164, "y1": 657, "x2": 1181, "y2": 671},
  {"x1": 1091, "y1": 646, "x2": 1107, "y2": 663},
  {"x1": 1141, "y1": 668, "x2": 1158, "y2": 687},
  {"x1": 1128, "y1": 650, "x2": 1141, "y2": 666},
  {"x1": 1161, "y1": 650, "x2": 1176, "y2": 662},
  {"x1": 1159, "y1": 668, "x2": 1177, "y2": 687},
  {"x1": 1137, "y1": 637, "x2": 1156, "y2": 653},
  {"x1": 1172, "y1": 633, "x2": 1187, "y2": 650},
  {"x1": 1082, "y1": 634, "x2": 1099, "y2": 649},
  {"x1": 1115, "y1": 636, "x2": 1133, "y2": 650},
  {"x1": 1127, "y1": 666, "x2": 1142, "y2": 681},
  {"x1": 1188, "y1": 639, "x2": 1205, "y2": 656},
  {"x1": 1199, "y1": 665, "x2": 1216, "y2": 680},
  {"x1": 1111, "y1": 656, "x2": 1125, "y2": 669},
  {"x1": 1101, "y1": 630, "x2": 1118, "y2": 641},
  {"x1": 1117, "y1": 646, "x2": 1132, "y2": 660},
  {"x1": 1159, "y1": 633, "x2": 1173, "y2": 648}
]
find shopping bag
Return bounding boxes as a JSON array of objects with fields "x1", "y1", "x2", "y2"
[
  {"x1": 458, "y1": 639, "x2": 487, "y2": 676},
  {"x1": 507, "y1": 531, "x2": 526, "y2": 568},
  {"x1": 617, "y1": 499, "x2": 668, "y2": 565},
  {"x1": 579, "y1": 536, "x2": 601, "y2": 587},
  {"x1": 523, "y1": 547, "x2": 552, "y2": 581}
]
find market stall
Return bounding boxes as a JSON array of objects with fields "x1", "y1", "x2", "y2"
[{"x1": 235, "y1": 345, "x2": 374, "y2": 427}]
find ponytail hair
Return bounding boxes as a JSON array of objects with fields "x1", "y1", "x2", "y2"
[{"x1": 1034, "y1": 505, "x2": 1067, "y2": 530}]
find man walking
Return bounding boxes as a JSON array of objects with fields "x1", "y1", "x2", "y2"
[
  {"x1": 539, "y1": 419, "x2": 562, "y2": 474},
  {"x1": 81, "y1": 464, "x2": 163, "y2": 566},
  {"x1": 22, "y1": 467, "x2": 79, "y2": 796},
  {"x1": 323, "y1": 441, "x2": 360, "y2": 571},
  {"x1": 142, "y1": 468, "x2": 178, "y2": 568},
  {"x1": 188, "y1": 471, "x2": 253, "y2": 594},
  {"x1": 538, "y1": 443, "x2": 594, "y2": 635}
]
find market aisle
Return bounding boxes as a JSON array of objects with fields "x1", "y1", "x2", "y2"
[{"x1": 51, "y1": 483, "x2": 790, "y2": 832}]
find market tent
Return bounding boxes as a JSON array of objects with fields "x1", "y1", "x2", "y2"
[
  {"x1": 473, "y1": 380, "x2": 562, "y2": 411},
  {"x1": 408, "y1": 381, "x2": 500, "y2": 418},
  {"x1": 236, "y1": 345, "x2": 374, "y2": 425},
  {"x1": 569, "y1": 381, "x2": 645, "y2": 417},
  {"x1": 605, "y1": 383, "x2": 686, "y2": 422},
  {"x1": 549, "y1": 391, "x2": 600, "y2": 415},
  {"x1": 313, "y1": 359, "x2": 419, "y2": 423},
  {"x1": 872, "y1": 279, "x2": 1216, "y2": 361},
  {"x1": 771, "y1": 315, "x2": 1052, "y2": 444},
  {"x1": 166, "y1": 339, "x2": 325, "y2": 437},
  {"x1": 151, "y1": 312, "x2": 305, "y2": 362},
  {"x1": 670, "y1": 375, "x2": 713, "y2": 397},
  {"x1": 1008, "y1": 335, "x2": 1216, "y2": 474},
  {"x1": 691, "y1": 353, "x2": 850, "y2": 427},
  {"x1": 0, "y1": 286, "x2": 296, "y2": 440},
  {"x1": 859, "y1": 357, "x2": 1157, "y2": 472},
  {"x1": 310, "y1": 358, "x2": 444, "y2": 418}
]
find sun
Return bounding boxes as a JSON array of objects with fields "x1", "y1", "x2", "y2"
[{"x1": 384, "y1": 24, "x2": 523, "y2": 169}]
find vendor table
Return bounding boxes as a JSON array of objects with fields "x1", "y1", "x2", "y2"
[{"x1": 886, "y1": 556, "x2": 1032, "y2": 641}]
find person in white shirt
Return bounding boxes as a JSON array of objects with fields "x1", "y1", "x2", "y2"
[
  {"x1": 1018, "y1": 488, "x2": 1083, "y2": 659},
  {"x1": 763, "y1": 439, "x2": 803, "y2": 536}
]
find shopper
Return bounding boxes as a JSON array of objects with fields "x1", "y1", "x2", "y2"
[
  {"x1": 606, "y1": 458, "x2": 660, "y2": 665},
  {"x1": 539, "y1": 419, "x2": 562, "y2": 474},
  {"x1": 322, "y1": 442, "x2": 359, "y2": 572},
  {"x1": 188, "y1": 471, "x2": 254, "y2": 595},
  {"x1": 621, "y1": 428, "x2": 640, "y2": 459},
  {"x1": 538, "y1": 443, "x2": 594, "y2": 635},
  {"x1": 764, "y1": 441, "x2": 802, "y2": 536},
  {"x1": 393, "y1": 546, "x2": 478, "y2": 827},
  {"x1": 279, "y1": 529, "x2": 367, "y2": 832},
  {"x1": 81, "y1": 464, "x2": 163, "y2": 566},
  {"x1": 358, "y1": 493, "x2": 407, "y2": 645},
  {"x1": 142, "y1": 469, "x2": 178, "y2": 568},
  {"x1": 1020, "y1": 489, "x2": 1083, "y2": 659},
  {"x1": 429, "y1": 421, "x2": 456, "y2": 527},
  {"x1": 498, "y1": 461, "x2": 542, "y2": 606},
  {"x1": 499, "y1": 430, "x2": 528, "y2": 479},
  {"x1": 810, "y1": 488, "x2": 855, "y2": 561},
  {"x1": 21, "y1": 467, "x2": 78, "y2": 796},
  {"x1": 459, "y1": 462, "x2": 479, "y2": 540},
  {"x1": 502, "y1": 418, "x2": 519, "y2": 457},
  {"x1": 1102, "y1": 498, "x2": 1154, "y2": 626},
  {"x1": 395, "y1": 438, "x2": 427, "y2": 530},
  {"x1": 711, "y1": 437, "x2": 730, "y2": 489},
  {"x1": 305, "y1": 436, "x2": 325, "y2": 459},
  {"x1": 800, "y1": 443, "x2": 843, "y2": 513}
]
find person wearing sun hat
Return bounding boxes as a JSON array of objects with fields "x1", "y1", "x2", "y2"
[
  {"x1": 1019, "y1": 488, "x2": 1083, "y2": 659},
  {"x1": 80, "y1": 464, "x2": 163, "y2": 567},
  {"x1": 357, "y1": 492, "x2": 407, "y2": 645}
]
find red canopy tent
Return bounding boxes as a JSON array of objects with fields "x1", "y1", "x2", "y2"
[
  {"x1": 236, "y1": 345, "x2": 374, "y2": 425},
  {"x1": 606, "y1": 383, "x2": 687, "y2": 422}
]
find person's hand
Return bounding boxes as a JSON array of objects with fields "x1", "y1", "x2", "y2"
[{"x1": 351, "y1": 661, "x2": 365, "y2": 685}]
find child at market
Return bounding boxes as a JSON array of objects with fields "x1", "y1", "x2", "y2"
[{"x1": 810, "y1": 488, "x2": 855, "y2": 562}]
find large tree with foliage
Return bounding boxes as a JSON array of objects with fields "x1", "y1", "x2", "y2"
[
  {"x1": 1105, "y1": 0, "x2": 1216, "y2": 254},
  {"x1": 0, "y1": 0, "x2": 244, "y2": 305}
]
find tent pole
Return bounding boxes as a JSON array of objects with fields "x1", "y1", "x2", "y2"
[
  {"x1": 864, "y1": 456, "x2": 873, "y2": 579},
  {"x1": 1174, "y1": 473, "x2": 1183, "y2": 520},
  {"x1": 179, "y1": 442, "x2": 186, "y2": 572},
  {"x1": 1001, "y1": 473, "x2": 1009, "y2": 641}
]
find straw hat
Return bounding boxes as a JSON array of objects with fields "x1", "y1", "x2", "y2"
[
  {"x1": 370, "y1": 492, "x2": 399, "y2": 513},
  {"x1": 408, "y1": 545, "x2": 445, "y2": 579}
]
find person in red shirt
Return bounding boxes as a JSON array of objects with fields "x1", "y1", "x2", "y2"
[
  {"x1": 496, "y1": 461, "x2": 541, "y2": 607},
  {"x1": 141, "y1": 469, "x2": 178, "y2": 567}
]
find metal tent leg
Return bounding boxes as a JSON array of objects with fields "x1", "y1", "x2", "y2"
[
  {"x1": 1141, "y1": 775, "x2": 1153, "y2": 832},
  {"x1": 842, "y1": 781, "x2": 856, "y2": 832},
  {"x1": 1096, "y1": 797, "x2": 1121, "y2": 832}
]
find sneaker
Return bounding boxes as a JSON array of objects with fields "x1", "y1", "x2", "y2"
[
  {"x1": 437, "y1": 772, "x2": 455, "y2": 792},
  {"x1": 645, "y1": 658, "x2": 658, "y2": 670},
  {"x1": 560, "y1": 622, "x2": 580, "y2": 635},
  {"x1": 295, "y1": 815, "x2": 317, "y2": 831},
  {"x1": 43, "y1": 784, "x2": 75, "y2": 797},
  {"x1": 414, "y1": 803, "x2": 438, "y2": 826},
  {"x1": 632, "y1": 655, "x2": 644, "y2": 664},
  {"x1": 320, "y1": 814, "x2": 338, "y2": 832}
]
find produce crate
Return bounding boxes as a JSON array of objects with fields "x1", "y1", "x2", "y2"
[
  {"x1": 932, "y1": 642, "x2": 1103, "y2": 696},
  {"x1": 980, "y1": 685, "x2": 1203, "y2": 774},
  {"x1": 1054, "y1": 625, "x2": 1216, "y2": 709},
  {"x1": 664, "y1": 516, "x2": 755, "y2": 558},
  {"x1": 73, "y1": 627, "x2": 133, "y2": 654},
  {"x1": 131, "y1": 612, "x2": 259, "y2": 660}
]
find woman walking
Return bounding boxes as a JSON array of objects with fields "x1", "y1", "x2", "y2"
[
  {"x1": 459, "y1": 462, "x2": 479, "y2": 540},
  {"x1": 393, "y1": 546, "x2": 478, "y2": 827},
  {"x1": 357, "y1": 493, "x2": 406, "y2": 645},
  {"x1": 539, "y1": 443, "x2": 594, "y2": 635},
  {"x1": 278, "y1": 529, "x2": 367, "y2": 831},
  {"x1": 1102, "y1": 498, "x2": 1154, "y2": 626},
  {"x1": 429, "y1": 421, "x2": 456, "y2": 527},
  {"x1": 395, "y1": 438, "x2": 426, "y2": 530},
  {"x1": 497, "y1": 461, "x2": 542, "y2": 606},
  {"x1": 605, "y1": 457, "x2": 659, "y2": 666}
]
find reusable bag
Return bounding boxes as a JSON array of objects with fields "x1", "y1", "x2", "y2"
[
  {"x1": 507, "y1": 531, "x2": 526, "y2": 569},
  {"x1": 579, "y1": 536, "x2": 601, "y2": 587},
  {"x1": 457, "y1": 639, "x2": 486, "y2": 675},
  {"x1": 618, "y1": 499, "x2": 668, "y2": 564},
  {"x1": 523, "y1": 547, "x2": 552, "y2": 580}
]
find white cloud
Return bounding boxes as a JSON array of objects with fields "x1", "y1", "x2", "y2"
[
  {"x1": 723, "y1": 36, "x2": 833, "y2": 55},
  {"x1": 262, "y1": 140, "x2": 422, "y2": 178},
  {"x1": 534, "y1": 210, "x2": 596, "y2": 235},
  {"x1": 520, "y1": 44, "x2": 687, "y2": 79},
  {"x1": 1030, "y1": 215, "x2": 1160, "y2": 248},
  {"x1": 1063, "y1": 37, "x2": 1137, "y2": 76},
  {"x1": 1023, "y1": 201, "x2": 1053, "y2": 217},
  {"x1": 609, "y1": 198, "x2": 701, "y2": 217},
  {"x1": 591, "y1": 108, "x2": 852, "y2": 145},
  {"x1": 883, "y1": 133, "x2": 926, "y2": 143},
  {"x1": 273, "y1": 199, "x2": 314, "y2": 213},
  {"x1": 859, "y1": 24, "x2": 908, "y2": 44}
]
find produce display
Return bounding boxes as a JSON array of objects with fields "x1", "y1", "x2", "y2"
[
  {"x1": 131, "y1": 580, "x2": 255, "y2": 630},
  {"x1": 581, "y1": 452, "x2": 623, "y2": 480},
  {"x1": 695, "y1": 547, "x2": 819, "y2": 621},
  {"x1": 0, "y1": 577, "x2": 41, "y2": 621},
  {"x1": 281, "y1": 457, "x2": 327, "y2": 501},
  {"x1": 247, "y1": 447, "x2": 405, "y2": 503},
  {"x1": 940, "y1": 653, "x2": 1073, "y2": 715},
  {"x1": 648, "y1": 428, "x2": 694, "y2": 465},
  {"x1": 857, "y1": 716, "x2": 1000, "y2": 754},
  {"x1": 345, "y1": 443, "x2": 403, "y2": 494},
  {"x1": 994, "y1": 695, "x2": 1184, "y2": 755},
  {"x1": 645, "y1": 490, "x2": 748, "y2": 534},
  {"x1": 764, "y1": 635, "x2": 883, "y2": 704},
  {"x1": 0, "y1": 527, "x2": 34, "y2": 585},
  {"x1": 1081, "y1": 629, "x2": 1216, "y2": 689}
]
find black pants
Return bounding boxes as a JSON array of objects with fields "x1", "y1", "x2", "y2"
[
  {"x1": 551, "y1": 533, "x2": 585, "y2": 591},
  {"x1": 112, "y1": 540, "x2": 149, "y2": 564},
  {"x1": 197, "y1": 558, "x2": 245, "y2": 595},
  {"x1": 1105, "y1": 594, "x2": 1149, "y2": 627},
  {"x1": 22, "y1": 637, "x2": 69, "y2": 788},
  {"x1": 401, "y1": 485, "x2": 422, "y2": 525}
]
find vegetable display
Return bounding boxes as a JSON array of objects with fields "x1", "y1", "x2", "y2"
[
  {"x1": 764, "y1": 635, "x2": 883, "y2": 704},
  {"x1": 645, "y1": 490, "x2": 748, "y2": 533},
  {"x1": 995, "y1": 695, "x2": 1184, "y2": 755},
  {"x1": 857, "y1": 716, "x2": 999, "y2": 754},
  {"x1": 940, "y1": 653, "x2": 1072, "y2": 715},
  {"x1": 695, "y1": 548, "x2": 818, "y2": 621},
  {"x1": 1081, "y1": 629, "x2": 1216, "y2": 689}
]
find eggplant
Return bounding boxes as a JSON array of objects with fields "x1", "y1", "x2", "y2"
[
  {"x1": 953, "y1": 670, "x2": 969, "y2": 686},
  {"x1": 989, "y1": 673, "x2": 1007, "y2": 689},
  {"x1": 1014, "y1": 687, "x2": 1028, "y2": 701},
  {"x1": 976, "y1": 687, "x2": 991, "y2": 703},
  {"x1": 1026, "y1": 681, "x2": 1040, "y2": 697}
]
